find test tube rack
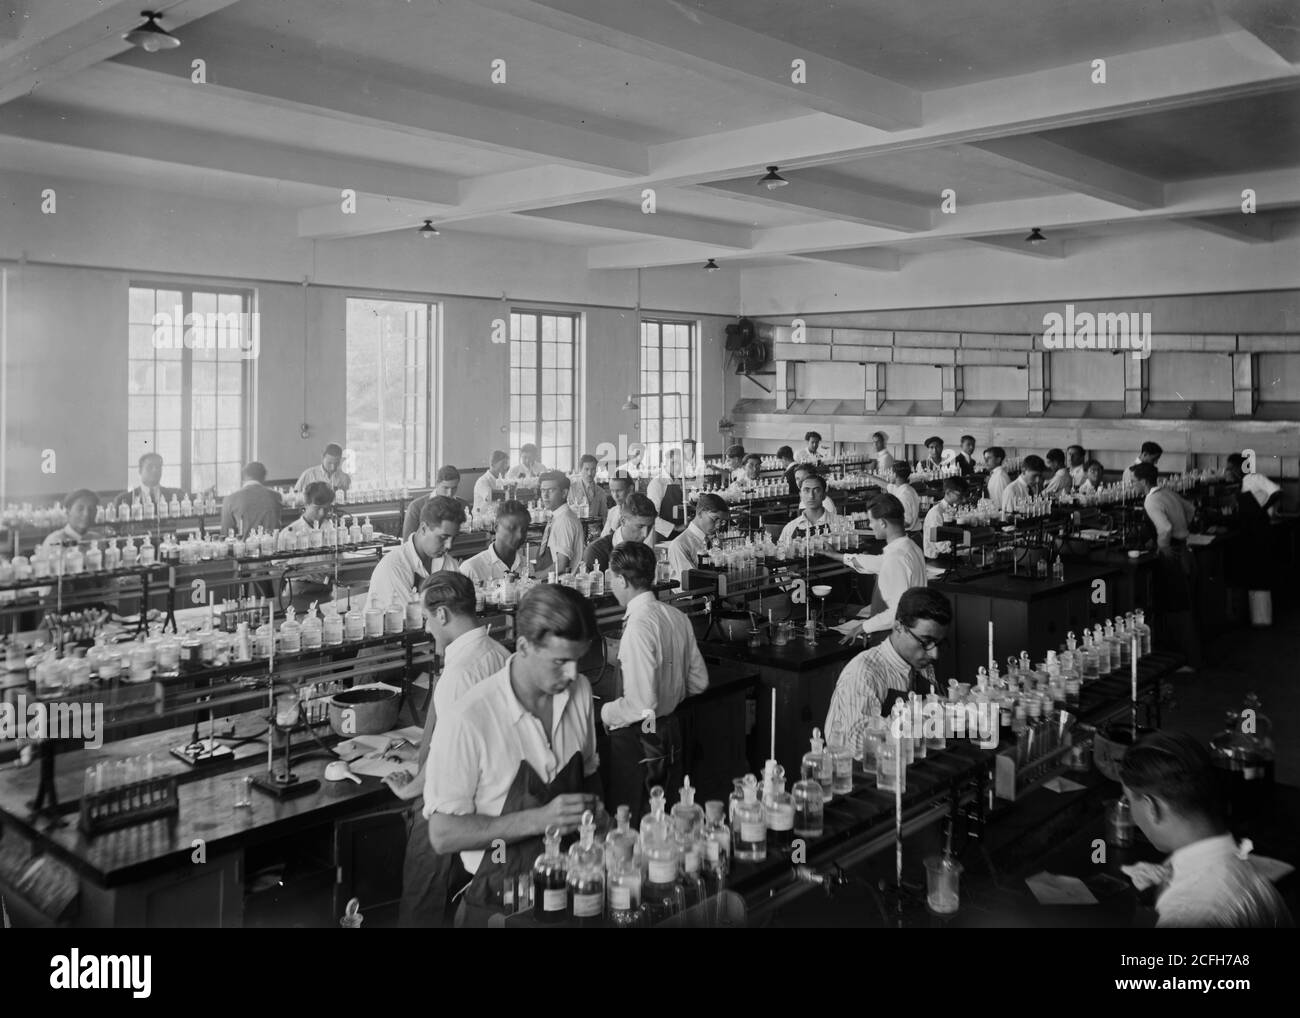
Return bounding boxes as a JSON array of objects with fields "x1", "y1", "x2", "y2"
[
  {"x1": 992, "y1": 739, "x2": 1074, "y2": 802},
  {"x1": 78, "y1": 775, "x2": 179, "y2": 836},
  {"x1": 218, "y1": 602, "x2": 270, "y2": 634}
]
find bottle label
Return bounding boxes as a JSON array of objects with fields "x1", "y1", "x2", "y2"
[
  {"x1": 684, "y1": 849, "x2": 700, "y2": 874},
  {"x1": 648, "y1": 860, "x2": 677, "y2": 884},
  {"x1": 609, "y1": 885, "x2": 632, "y2": 911},
  {"x1": 740, "y1": 821, "x2": 766, "y2": 843},
  {"x1": 706, "y1": 839, "x2": 721, "y2": 861},
  {"x1": 768, "y1": 806, "x2": 794, "y2": 832},
  {"x1": 542, "y1": 888, "x2": 566, "y2": 912},
  {"x1": 572, "y1": 891, "x2": 602, "y2": 918}
]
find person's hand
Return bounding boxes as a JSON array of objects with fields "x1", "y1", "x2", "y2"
[
  {"x1": 382, "y1": 768, "x2": 423, "y2": 801},
  {"x1": 1121, "y1": 861, "x2": 1171, "y2": 892},
  {"x1": 537, "y1": 793, "x2": 591, "y2": 835}
]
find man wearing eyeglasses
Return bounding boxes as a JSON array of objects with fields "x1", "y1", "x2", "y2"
[
  {"x1": 665, "y1": 493, "x2": 730, "y2": 582},
  {"x1": 824, "y1": 494, "x2": 927, "y2": 640},
  {"x1": 824, "y1": 587, "x2": 950, "y2": 757}
]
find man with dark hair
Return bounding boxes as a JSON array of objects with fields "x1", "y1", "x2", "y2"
[
  {"x1": 367, "y1": 494, "x2": 461, "y2": 610},
  {"x1": 665, "y1": 492, "x2": 729, "y2": 581},
  {"x1": 1120, "y1": 731, "x2": 1291, "y2": 928},
  {"x1": 535, "y1": 470, "x2": 583, "y2": 575},
  {"x1": 824, "y1": 587, "x2": 951, "y2": 755},
  {"x1": 647, "y1": 447, "x2": 686, "y2": 530},
  {"x1": 1000, "y1": 454, "x2": 1045, "y2": 514},
  {"x1": 402, "y1": 465, "x2": 467, "y2": 539},
  {"x1": 1078, "y1": 458, "x2": 1105, "y2": 495},
  {"x1": 505, "y1": 442, "x2": 549, "y2": 483},
  {"x1": 1131, "y1": 462, "x2": 1199, "y2": 664},
  {"x1": 604, "y1": 542, "x2": 709, "y2": 820},
  {"x1": 1122, "y1": 441, "x2": 1163, "y2": 486},
  {"x1": 219, "y1": 461, "x2": 282, "y2": 537},
  {"x1": 827, "y1": 493, "x2": 928, "y2": 639},
  {"x1": 722, "y1": 444, "x2": 747, "y2": 484},
  {"x1": 887, "y1": 461, "x2": 921, "y2": 530},
  {"x1": 776, "y1": 445, "x2": 799, "y2": 494},
  {"x1": 389, "y1": 571, "x2": 511, "y2": 927},
  {"x1": 286, "y1": 481, "x2": 334, "y2": 533},
  {"x1": 983, "y1": 446, "x2": 1010, "y2": 506},
  {"x1": 923, "y1": 478, "x2": 964, "y2": 559},
  {"x1": 955, "y1": 435, "x2": 978, "y2": 476},
  {"x1": 296, "y1": 442, "x2": 351, "y2": 492},
  {"x1": 599, "y1": 471, "x2": 657, "y2": 546},
  {"x1": 1226, "y1": 453, "x2": 1282, "y2": 517},
  {"x1": 583, "y1": 493, "x2": 656, "y2": 571},
  {"x1": 474, "y1": 450, "x2": 512, "y2": 508},
  {"x1": 43, "y1": 489, "x2": 100, "y2": 548},
  {"x1": 923, "y1": 435, "x2": 944, "y2": 469},
  {"x1": 1043, "y1": 448, "x2": 1073, "y2": 495},
  {"x1": 1066, "y1": 445, "x2": 1087, "y2": 488},
  {"x1": 779, "y1": 473, "x2": 837, "y2": 543},
  {"x1": 425, "y1": 585, "x2": 603, "y2": 927},
  {"x1": 460, "y1": 500, "x2": 531, "y2": 583},
  {"x1": 869, "y1": 431, "x2": 894, "y2": 478},
  {"x1": 116, "y1": 451, "x2": 181, "y2": 510},
  {"x1": 795, "y1": 430, "x2": 824, "y2": 466},
  {"x1": 569, "y1": 453, "x2": 608, "y2": 526}
]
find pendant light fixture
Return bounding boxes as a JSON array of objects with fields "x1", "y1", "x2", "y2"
[
  {"x1": 703, "y1": 258, "x2": 720, "y2": 272},
  {"x1": 123, "y1": 11, "x2": 181, "y2": 52},
  {"x1": 621, "y1": 394, "x2": 640, "y2": 411},
  {"x1": 1025, "y1": 227, "x2": 1047, "y2": 245},
  {"x1": 758, "y1": 166, "x2": 789, "y2": 189},
  {"x1": 418, "y1": 219, "x2": 440, "y2": 238}
]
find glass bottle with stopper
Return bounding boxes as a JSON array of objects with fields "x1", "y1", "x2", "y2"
[
  {"x1": 731, "y1": 773, "x2": 767, "y2": 862},
  {"x1": 761, "y1": 761, "x2": 795, "y2": 852},
  {"x1": 702, "y1": 800, "x2": 731, "y2": 895},
  {"x1": 567, "y1": 810, "x2": 605, "y2": 927},
  {"x1": 802, "y1": 728, "x2": 834, "y2": 802},
  {"x1": 605, "y1": 805, "x2": 644, "y2": 928},
  {"x1": 641, "y1": 786, "x2": 685, "y2": 925},
  {"x1": 532, "y1": 824, "x2": 568, "y2": 924}
]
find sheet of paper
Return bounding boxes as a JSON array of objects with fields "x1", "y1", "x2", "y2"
[
  {"x1": 1041, "y1": 776, "x2": 1086, "y2": 794},
  {"x1": 1025, "y1": 872, "x2": 1099, "y2": 906}
]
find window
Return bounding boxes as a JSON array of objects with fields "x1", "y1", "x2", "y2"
[
  {"x1": 345, "y1": 299, "x2": 433, "y2": 489},
  {"x1": 510, "y1": 310, "x2": 578, "y2": 472},
  {"x1": 639, "y1": 319, "x2": 696, "y2": 468},
  {"x1": 128, "y1": 284, "x2": 252, "y2": 495}
]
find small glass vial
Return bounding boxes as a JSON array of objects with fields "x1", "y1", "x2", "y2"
[
  {"x1": 731, "y1": 774, "x2": 767, "y2": 862},
  {"x1": 532, "y1": 824, "x2": 569, "y2": 924}
]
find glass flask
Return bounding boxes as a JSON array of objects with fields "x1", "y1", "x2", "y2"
[
  {"x1": 1133, "y1": 610, "x2": 1152, "y2": 657},
  {"x1": 731, "y1": 774, "x2": 767, "y2": 863},
  {"x1": 567, "y1": 810, "x2": 605, "y2": 927},
  {"x1": 532, "y1": 824, "x2": 568, "y2": 924}
]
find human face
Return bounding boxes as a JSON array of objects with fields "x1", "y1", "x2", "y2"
[
  {"x1": 726, "y1": 455, "x2": 741, "y2": 470},
  {"x1": 1068, "y1": 447, "x2": 1084, "y2": 467},
  {"x1": 894, "y1": 618, "x2": 947, "y2": 670},
  {"x1": 303, "y1": 502, "x2": 331, "y2": 525},
  {"x1": 140, "y1": 456, "x2": 163, "y2": 489},
  {"x1": 580, "y1": 461, "x2": 597, "y2": 484},
  {"x1": 322, "y1": 453, "x2": 341, "y2": 474},
  {"x1": 1121, "y1": 785, "x2": 1170, "y2": 852},
  {"x1": 522, "y1": 449, "x2": 537, "y2": 468},
  {"x1": 744, "y1": 460, "x2": 759, "y2": 481},
  {"x1": 68, "y1": 498, "x2": 96, "y2": 535},
  {"x1": 696, "y1": 508, "x2": 726, "y2": 536},
  {"x1": 984, "y1": 451, "x2": 1001, "y2": 471},
  {"x1": 434, "y1": 479, "x2": 458, "y2": 498},
  {"x1": 620, "y1": 515, "x2": 654, "y2": 545},
  {"x1": 540, "y1": 480, "x2": 568, "y2": 511},
  {"x1": 610, "y1": 480, "x2": 633, "y2": 507},
  {"x1": 927, "y1": 441, "x2": 943, "y2": 461},
  {"x1": 961, "y1": 438, "x2": 975, "y2": 456},
  {"x1": 517, "y1": 635, "x2": 590, "y2": 697},
  {"x1": 868, "y1": 511, "x2": 888, "y2": 541},
  {"x1": 794, "y1": 468, "x2": 810, "y2": 490},
  {"x1": 415, "y1": 519, "x2": 460, "y2": 559},
  {"x1": 1086, "y1": 464, "x2": 1103, "y2": 488},
  {"x1": 807, "y1": 436, "x2": 820, "y2": 453},
  {"x1": 944, "y1": 488, "x2": 962, "y2": 507},
  {"x1": 799, "y1": 478, "x2": 824, "y2": 511},
  {"x1": 874, "y1": 436, "x2": 885, "y2": 452},
  {"x1": 494, "y1": 512, "x2": 528, "y2": 555}
]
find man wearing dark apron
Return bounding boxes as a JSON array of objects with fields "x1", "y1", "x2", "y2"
[
  {"x1": 600, "y1": 543, "x2": 709, "y2": 825},
  {"x1": 424, "y1": 585, "x2": 605, "y2": 927},
  {"x1": 1132, "y1": 463, "x2": 1200, "y2": 667}
]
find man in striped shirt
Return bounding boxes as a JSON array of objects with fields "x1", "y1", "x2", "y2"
[{"x1": 824, "y1": 588, "x2": 951, "y2": 758}]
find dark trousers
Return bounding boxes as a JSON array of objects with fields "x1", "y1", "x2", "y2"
[
  {"x1": 604, "y1": 715, "x2": 685, "y2": 827},
  {"x1": 1154, "y1": 544, "x2": 1200, "y2": 668},
  {"x1": 398, "y1": 804, "x2": 468, "y2": 928}
]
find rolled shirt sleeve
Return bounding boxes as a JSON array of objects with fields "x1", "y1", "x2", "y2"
[
  {"x1": 603, "y1": 621, "x2": 661, "y2": 730},
  {"x1": 423, "y1": 705, "x2": 480, "y2": 819}
]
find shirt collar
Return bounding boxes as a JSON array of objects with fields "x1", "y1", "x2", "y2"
[
  {"x1": 686, "y1": 521, "x2": 707, "y2": 542},
  {"x1": 624, "y1": 589, "x2": 655, "y2": 619},
  {"x1": 1168, "y1": 833, "x2": 1240, "y2": 879},
  {"x1": 877, "y1": 636, "x2": 912, "y2": 677},
  {"x1": 885, "y1": 534, "x2": 911, "y2": 550},
  {"x1": 403, "y1": 537, "x2": 430, "y2": 577},
  {"x1": 501, "y1": 657, "x2": 571, "y2": 729},
  {"x1": 445, "y1": 624, "x2": 489, "y2": 662}
]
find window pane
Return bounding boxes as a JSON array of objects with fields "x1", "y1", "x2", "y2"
[
  {"x1": 129, "y1": 288, "x2": 155, "y2": 324},
  {"x1": 191, "y1": 430, "x2": 216, "y2": 462},
  {"x1": 217, "y1": 429, "x2": 240, "y2": 461},
  {"x1": 542, "y1": 421, "x2": 557, "y2": 446},
  {"x1": 521, "y1": 371, "x2": 537, "y2": 395},
  {"x1": 192, "y1": 464, "x2": 216, "y2": 495},
  {"x1": 557, "y1": 371, "x2": 572, "y2": 394},
  {"x1": 557, "y1": 317, "x2": 572, "y2": 342},
  {"x1": 218, "y1": 293, "x2": 242, "y2": 316},
  {"x1": 158, "y1": 431, "x2": 182, "y2": 466},
  {"x1": 542, "y1": 342, "x2": 557, "y2": 368},
  {"x1": 192, "y1": 361, "x2": 216, "y2": 394},
  {"x1": 192, "y1": 395, "x2": 215, "y2": 427},
  {"x1": 127, "y1": 431, "x2": 155, "y2": 461},
  {"x1": 158, "y1": 361, "x2": 184, "y2": 395},
  {"x1": 541, "y1": 317, "x2": 555, "y2": 343},
  {"x1": 128, "y1": 396, "x2": 154, "y2": 430},
  {"x1": 520, "y1": 341, "x2": 536, "y2": 367},
  {"x1": 157, "y1": 396, "x2": 182, "y2": 430},
  {"x1": 558, "y1": 343, "x2": 571, "y2": 368},
  {"x1": 520, "y1": 396, "x2": 536, "y2": 421},
  {"x1": 217, "y1": 362, "x2": 242, "y2": 392},
  {"x1": 193, "y1": 292, "x2": 216, "y2": 317},
  {"x1": 217, "y1": 395, "x2": 241, "y2": 425},
  {"x1": 129, "y1": 324, "x2": 158, "y2": 358},
  {"x1": 520, "y1": 315, "x2": 536, "y2": 343},
  {"x1": 555, "y1": 395, "x2": 571, "y2": 420},
  {"x1": 128, "y1": 361, "x2": 155, "y2": 394},
  {"x1": 542, "y1": 395, "x2": 556, "y2": 422}
]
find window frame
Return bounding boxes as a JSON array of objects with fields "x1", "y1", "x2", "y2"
[
  {"x1": 639, "y1": 318, "x2": 698, "y2": 469},
  {"x1": 509, "y1": 308, "x2": 580, "y2": 473}
]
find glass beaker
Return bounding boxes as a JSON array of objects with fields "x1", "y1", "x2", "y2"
[
  {"x1": 925, "y1": 853, "x2": 962, "y2": 915},
  {"x1": 770, "y1": 620, "x2": 790, "y2": 647}
]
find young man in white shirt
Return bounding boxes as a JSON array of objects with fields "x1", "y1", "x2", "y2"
[
  {"x1": 403, "y1": 465, "x2": 464, "y2": 539},
  {"x1": 603, "y1": 542, "x2": 709, "y2": 821},
  {"x1": 722, "y1": 444, "x2": 747, "y2": 484},
  {"x1": 954, "y1": 435, "x2": 978, "y2": 477},
  {"x1": 869, "y1": 431, "x2": 894, "y2": 478},
  {"x1": 779, "y1": 473, "x2": 838, "y2": 544},
  {"x1": 922, "y1": 436, "x2": 945, "y2": 470},
  {"x1": 983, "y1": 446, "x2": 1011, "y2": 507},
  {"x1": 473, "y1": 450, "x2": 511, "y2": 508},
  {"x1": 1042, "y1": 448, "x2": 1074, "y2": 496},
  {"x1": 285, "y1": 481, "x2": 334, "y2": 534},
  {"x1": 665, "y1": 493, "x2": 729, "y2": 582},
  {"x1": 424, "y1": 585, "x2": 603, "y2": 927},
  {"x1": 794, "y1": 430, "x2": 824, "y2": 466},
  {"x1": 1120, "y1": 731, "x2": 1292, "y2": 928},
  {"x1": 1077, "y1": 458, "x2": 1105, "y2": 495},
  {"x1": 366, "y1": 495, "x2": 461, "y2": 611},
  {"x1": 886, "y1": 462, "x2": 922, "y2": 531},
  {"x1": 42, "y1": 488, "x2": 99, "y2": 550},
  {"x1": 1066, "y1": 445, "x2": 1087, "y2": 489},
  {"x1": 583, "y1": 494, "x2": 656, "y2": 571},
  {"x1": 727, "y1": 453, "x2": 763, "y2": 496},
  {"x1": 1121, "y1": 441, "x2": 1162, "y2": 486},
  {"x1": 1132, "y1": 462, "x2": 1200, "y2": 665},
  {"x1": 1226, "y1": 453, "x2": 1282, "y2": 516},
  {"x1": 388, "y1": 571, "x2": 511, "y2": 927},
  {"x1": 647, "y1": 448, "x2": 685, "y2": 530},
  {"x1": 824, "y1": 587, "x2": 950, "y2": 757},
  {"x1": 825, "y1": 494, "x2": 927, "y2": 639},
  {"x1": 535, "y1": 471, "x2": 584, "y2": 575},
  {"x1": 568, "y1": 453, "x2": 608, "y2": 527},
  {"x1": 505, "y1": 443, "x2": 549, "y2": 483},
  {"x1": 923, "y1": 478, "x2": 964, "y2": 559},
  {"x1": 459, "y1": 500, "x2": 531, "y2": 583},
  {"x1": 1000, "y1": 455, "x2": 1045, "y2": 515},
  {"x1": 295, "y1": 442, "x2": 352, "y2": 492}
]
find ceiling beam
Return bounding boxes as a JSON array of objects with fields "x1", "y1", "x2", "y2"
[
  {"x1": 793, "y1": 249, "x2": 901, "y2": 272},
  {"x1": 470, "y1": 0, "x2": 921, "y2": 130},
  {"x1": 1177, "y1": 214, "x2": 1275, "y2": 244},
  {"x1": 105, "y1": 41, "x2": 649, "y2": 177},
  {"x1": 0, "y1": 0, "x2": 241, "y2": 107},
  {"x1": 0, "y1": 100, "x2": 462, "y2": 207},
  {"x1": 966, "y1": 235, "x2": 1066, "y2": 259},
  {"x1": 701, "y1": 176, "x2": 932, "y2": 232},
  {"x1": 1221, "y1": 0, "x2": 1300, "y2": 63},
  {"x1": 963, "y1": 137, "x2": 1165, "y2": 209},
  {"x1": 517, "y1": 201, "x2": 752, "y2": 248}
]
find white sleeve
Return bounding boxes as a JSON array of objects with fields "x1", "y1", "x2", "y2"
[
  {"x1": 843, "y1": 553, "x2": 884, "y2": 575},
  {"x1": 647, "y1": 477, "x2": 666, "y2": 510},
  {"x1": 666, "y1": 537, "x2": 695, "y2": 580},
  {"x1": 602, "y1": 620, "x2": 660, "y2": 730},
  {"x1": 365, "y1": 554, "x2": 405, "y2": 610},
  {"x1": 423, "y1": 705, "x2": 480, "y2": 819}
]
